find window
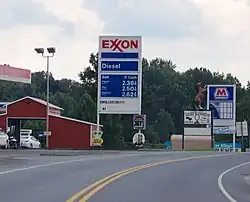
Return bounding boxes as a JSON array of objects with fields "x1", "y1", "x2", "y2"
[{"x1": 0, "y1": 130, "x2": 5, "y2": 136}]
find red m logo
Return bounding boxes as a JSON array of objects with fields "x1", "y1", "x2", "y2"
[{"x1": 214, "y1": 88, "x2": 228, "y2": 99}]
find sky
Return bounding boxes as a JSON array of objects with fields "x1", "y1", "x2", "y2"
[{"x1": 0, "y1": 0, "x2": 250, "y2": 85}]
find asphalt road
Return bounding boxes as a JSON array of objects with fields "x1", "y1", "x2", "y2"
[{"x1": 0, "y1": 150, "x2": 249, "y2": 202}]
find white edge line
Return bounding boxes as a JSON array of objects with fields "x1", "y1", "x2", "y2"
[
  {"x1": 0, "y1": 153, "x2": 141, "y2": 175},
  {"x1": 0, "y1": 152, "x2": 234, "y2": 176},
  {"x1": 218, "y1": 161, "x2": 250, "y2": 202}
]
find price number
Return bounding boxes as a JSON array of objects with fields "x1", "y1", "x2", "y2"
[
  {"x1": 122, "y1": 92, "x2": 137, "y2": 97},
  {"x1": 122, "y1": 86, "x2": 137, "y2": 91},
  {"x1": 122, "y1": 80, "x2": 137, "y2": 86}
]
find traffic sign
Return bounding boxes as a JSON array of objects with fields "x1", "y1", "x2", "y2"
[
  {"x1": 132, "y1": 132, "x2": 145, "y2": 146},
  {"x1": 133, "y1": 114, "x2": 146, "y2": 130},
  {"x1": 91, "y1": 131, "x2": 104, "y2": 147},
  {"x1": 98, "y1": 36, "x2": 142, "y2": 114}
]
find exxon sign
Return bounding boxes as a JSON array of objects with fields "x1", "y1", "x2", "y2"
[
  {"x1": 214, "y1": 88, "x2": 229, "y2": 99},
  {"x1": 101, "y1": 38, "x2": 139, "y2": 52}
]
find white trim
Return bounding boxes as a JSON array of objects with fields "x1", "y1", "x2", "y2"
[
  {"x1": 7, "y1": 96, "x2": 63, "y2": 110},
  {"x1": 2, "y1": 115, "x2": 102, "y2": 127},
  {"x1": 90, "y1": 125, "x2": 93, "y2": 146},
  {"x1": 49, "y1": 114, "x2": 103, "y2": 127},
  {"x1": 206, "y1": 85, "x2": 210, "y2": 110},
  {"x1": 7, "y1": 117, "x2": 45, "y2": 120},
  {"x1": 97, "y1": 36, "x2": 101, "y2": 132},
  {"x1": 0, "y1": 75, "x2": 31, "y2": 84},
  {"x1": 139, "y1": 36, "x2": 142, "y2": 115},
  {"x1": 207, "y1": 85, "x2": 236, "y2": 87}
]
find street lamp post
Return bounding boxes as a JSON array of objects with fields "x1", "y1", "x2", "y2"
[{"x1": 34, "y1": 47, "x2": 56, "y2": 149}]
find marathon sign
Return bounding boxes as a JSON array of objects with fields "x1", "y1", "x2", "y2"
[
  {"x1": 214, "y1": 88, "x2": 229, "y2": 100},
  {"x1": 0, "y1": 64, "x2": 31, "y2": 84}
]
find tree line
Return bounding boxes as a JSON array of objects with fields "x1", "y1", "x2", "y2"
[{"x1": 0, "y1": 53, "x2": 249, "y2": 147}]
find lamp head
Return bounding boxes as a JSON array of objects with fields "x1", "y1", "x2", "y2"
[
  {"x1": 47, "y1": 47, "x2": 56, "y2": 54},
  {"x1": 34, "y1": 48, "x2": 44, "y2": 54}
]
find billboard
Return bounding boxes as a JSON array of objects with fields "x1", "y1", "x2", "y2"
[
  {"x1": 184, "y1": 110, "x2": 211, "y2": 125},
  {"x1": 183, "y1": 110, "x2": 212, "y2": 136},
  {"x1": 98, "y1": 36, "x2": 142, "y2": 114},
  {"x1": 207, "y1": 85, "x2": 236, "y2": 127},
  {"x1": 0, "y1": 64, "x2": 31, "y2": 84}
]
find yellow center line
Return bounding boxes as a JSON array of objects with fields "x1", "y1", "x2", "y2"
[
  {"x1": 66, "y1": 154, "x2": 231, "y2": 202},
  {"x1": 66, "y1": 162, "x2": 160, "y2": 202}
]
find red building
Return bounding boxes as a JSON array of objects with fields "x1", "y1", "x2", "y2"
[{"x1": 0, "y1": 96, "x2": 102, "y2": 149}]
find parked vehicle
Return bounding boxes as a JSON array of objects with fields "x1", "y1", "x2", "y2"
[
  {"x1": 9, "y1": 136, "x2": 18, "y2": 149},
  {"x1": 20, "y1": 135, "x2": 41, "y2": 148},
  {"x1": 0, "y1": 128, "x2": 9, "y2": 149}
]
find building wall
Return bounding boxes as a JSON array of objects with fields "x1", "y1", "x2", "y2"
[
  {"x1": 49, "y1": 116, "x2": 91, "y2": 149},
  {"x1": 171, "y1": 135, "x2": 211, "y2": 150},
  {"x1": 7, "y1": 98, "x2": 46, "y2": 118}
]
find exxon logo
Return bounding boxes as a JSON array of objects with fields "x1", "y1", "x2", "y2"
[
  {"x1": 214, "y1": 88, "x2": 229, "y2": 99},
  {"x1": 101, "y1": 39, "x2": 139, "y2": 52}
]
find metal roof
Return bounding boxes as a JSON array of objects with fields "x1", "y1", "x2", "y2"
[{"x1": 7, "y1": 96, "x2": 63, "y2": 110}]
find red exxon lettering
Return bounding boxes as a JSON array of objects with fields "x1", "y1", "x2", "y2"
[{"x1": 102, "y1": 39, "x2": 138, "y2": 52}]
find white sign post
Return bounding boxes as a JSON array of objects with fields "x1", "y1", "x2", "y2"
[{"x1": 97, "y1": 36, "x2": 142, "y2": 135}]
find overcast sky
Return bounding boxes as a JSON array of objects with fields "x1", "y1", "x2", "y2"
[{"x1": 0, "y1": 0, "x2": 250, "y2": 85}]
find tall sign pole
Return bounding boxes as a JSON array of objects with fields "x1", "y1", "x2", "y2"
[
  {"x1": 207, "y1": 85, "x2": 236, "y2": 152},
  {"x1": 97, "y1": 36, "x2": 142, "y2": 136}
]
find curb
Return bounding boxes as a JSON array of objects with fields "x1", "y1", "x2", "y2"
[{"x1": 39, "y1": 150, "x2": 123, "y2": 156}]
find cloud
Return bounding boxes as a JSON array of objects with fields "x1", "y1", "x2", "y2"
[
  {"x1": 85, "y1": 0, "x2": 205, "y2": 38},
  {"x1": 0, "y1": 0, "x2": 59, "y2": 29},
  {"x1": 85, "y1": 0, "x2": 250, "y2": 85},
  {"x1": 0, "y1": 0, "x2": 105, "y2": 81},
  {"x1": 0, "y1": 0, "x2": 249, "y2": 86}
]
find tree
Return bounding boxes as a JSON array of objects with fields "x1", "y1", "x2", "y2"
[{"x1": 1, "y1": 52, "x2": 248, "y2": 148}]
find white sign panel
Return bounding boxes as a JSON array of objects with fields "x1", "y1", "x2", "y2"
[
  {"x1": 236, "y1": 121, "x2": 248, "y2": 137},
  {"x1": 98, "y1": 36, "x2": 142, "y2": 114},
  {"x1": 184, "y1": 127, "x2": 211, "y2": 136},
  {"x1": 184, "y1": 110, "x2": 211, "y2": 125}
]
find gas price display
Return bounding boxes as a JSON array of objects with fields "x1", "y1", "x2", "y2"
[{"x1": 101, "y1": 74, "x2": 138, "y2": 98}]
